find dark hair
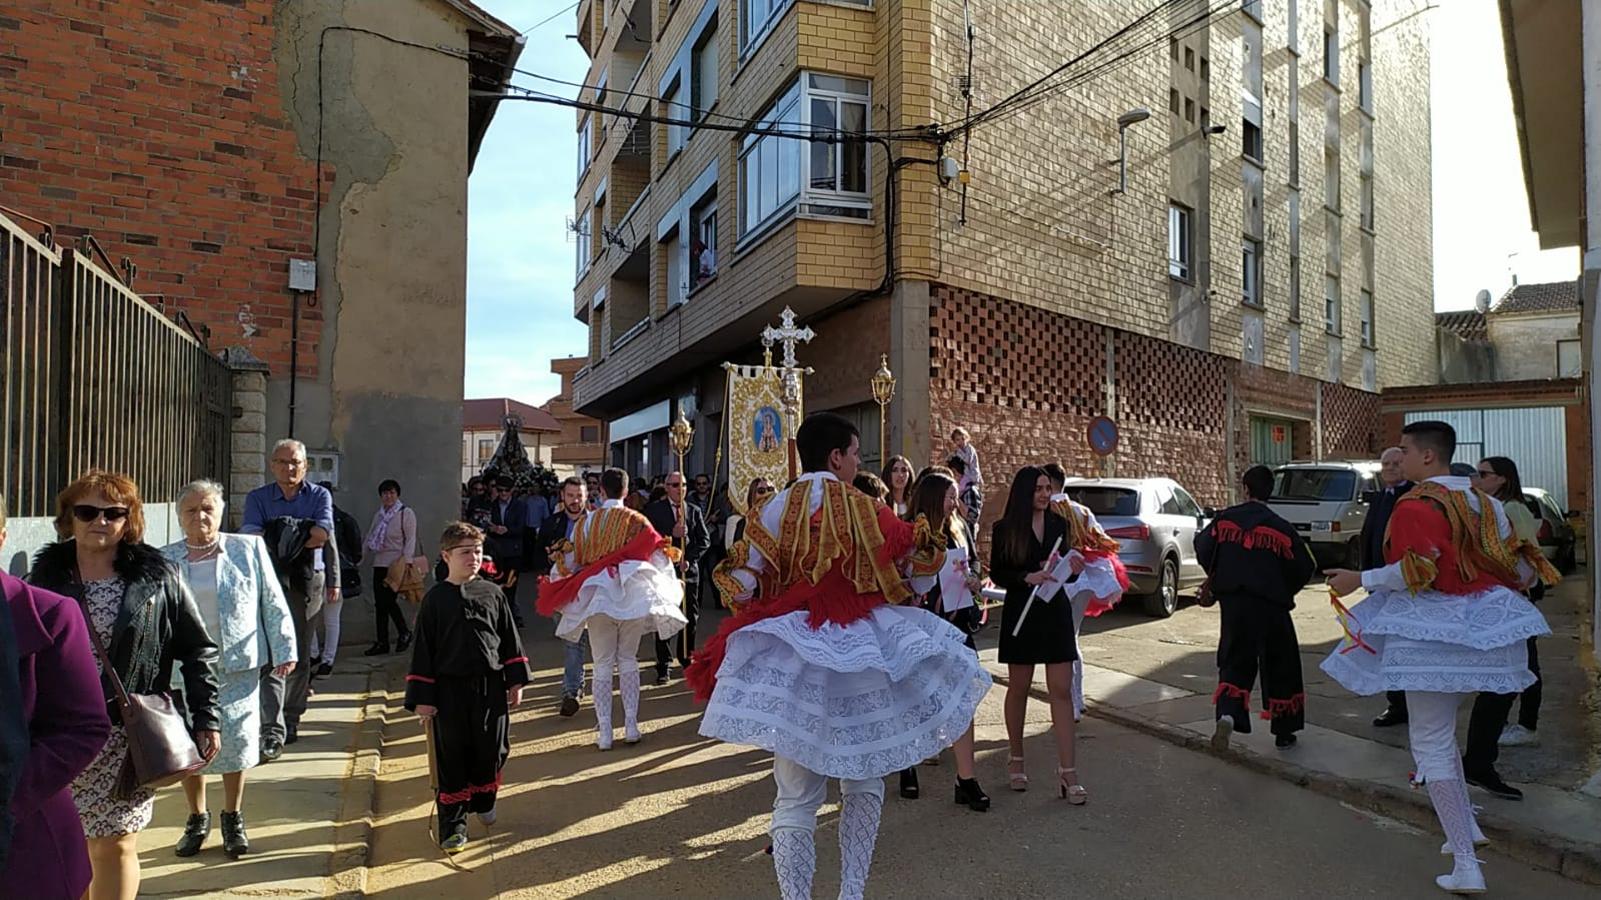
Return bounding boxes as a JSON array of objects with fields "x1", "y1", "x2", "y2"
[
  {"x1": 746, "y1": 477, "x2": 774, "y2": 509},
  {"x1": 1041, "y1": 462, "x2": 1065, "y2": 488},
  {"x1": 1242, "y1": 465, "x2": 1274, "y2": 501},
  {"x1": 1449, "y1": 462, "x2": 1476, "y2": 478},
  {"x1": 994, "y1": 466, "x2": 1047, "y2": 567},
  {"x1": 494, "y1": 476, "x2": 514, "y2": 489},
  {"x1": 881, "y1": 455, "x2": 914, "y2": 505},
  {"x1": 1401, "y1": 420, "x2": 1457, "y2": 464},
  {"x1": 560, "y1": 475, "x2": 584, "y2": 492},
  {"x1": 378, "y1": 479, "x2": 402, "y2": 495},
  {"x1": 907, "y1": 471, "x2": 957, "y2": 537},
  {"x1": 796, "y1": 412, "x2": 858, "y2": 473},
  {"x1": 1478, "y1": 456, "x2": 1524, "y2": 504},
  {"x1": 439, "y1": 521, "x2": 484, "y2": 551},
  {"x1": 601, "y1": 467, "x2": 629, "y2": 500},
  {"x1": 852, "y1": 472, "x2": 888, "y2": 502},
  {"x1": 946, "y1": 454, "x2": 969, "y2": 477}
]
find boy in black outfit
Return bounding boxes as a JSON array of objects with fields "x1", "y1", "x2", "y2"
[{"x1": 405, "y1": 522, "x2": 529, "y2": 853}]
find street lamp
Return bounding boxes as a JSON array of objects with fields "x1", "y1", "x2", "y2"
[
  {"x1": 1114, "y1": 107, "x2": 1151, "y2": 194},
  {"x1": 669, "y1": 411, "x2": 694, "y2": 474},
  {"x1": 870, "y1": 354, "x2": 897, "y2": 465}
]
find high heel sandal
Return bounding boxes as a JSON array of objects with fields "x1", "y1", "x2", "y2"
[
  {"x1": 954, "y1": 777, "x2": 991, "y2": 812},
  {"x1": 1007, "y1": 755, "x2": 1029, "y2": 792},
  {"x1": 1058, "y1": 767, "x2": 1087, "y2": 805}
]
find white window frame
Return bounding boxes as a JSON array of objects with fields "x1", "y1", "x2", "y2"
[
  {"x1": 739, "y1": 73, "x2": 871, "y2": 239},
  {"x1": 577, "y1": 115, "x2": 592, "y2": 178},
  {"x1": 1168, "y1": 203, "x2": 1193, "y2": 281},
  {"x1": 1323, "y1": 25, "x2": 1339, "y2": 85},
  {"x1": 1359, "y1": 289, "x2": 1375, "y2": 347},
  {"x1": 663, "y1": 77, "x2": 687, "y2": 157},
  {"x1": 741, "y1": 0, "x2": 788, "y2": 57},
  {"x1": 1324, "y1": 273, "x2": 1341, "y2": 334},
  {"x1": 691, "y1": 17, "x2": 719, "y2": 124},
  {"x1": 575, "y1": 205, "x2": 593, "y2": 277},
  {"x1": 1358, "y1": 59, "x2": 1373, "y2": 113},
  {"x1": 1242, "y1": 237, "x2": 1263, "y2": 307},
  {"x1": 690, "y1": 189, "x2": 718, "y2": 291}
]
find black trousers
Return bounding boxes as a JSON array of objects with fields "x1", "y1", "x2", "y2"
[
  {"x1": 656, "y1": 579, "x2": 700, "y2": 673},
  {"x1": 1463, "y1": 637, "x2": 1542, "y2": 774},
  {"x1": 1383, "y1": 690, "x2": 1408, "y2": 715},
  {"x1": 371, "y1": 568, "x2": 410, "y2": 646},
  {"x1": 431, "y1": 672, "x2": 510, "y2": 840},
  {"x1": 1213, "y1": 594, "x2": 1305, "y2": 736}
]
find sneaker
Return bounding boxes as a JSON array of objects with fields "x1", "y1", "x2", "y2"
[
  {"x1": 1497, "y1": 724, "x2": 1538, "y2": 747},
  {"x1": 1210, "y1": 717, "x2": 1234, "y2": 752},
  {"x1": 477, "y1": 808, "x2": 497, "y2": 826},
  {"x1": 441, "y1": 831, "x2": 469, "y2": 855},
  {"x1": 559, "y1": 694, "x2": 580, "y2": 717}
]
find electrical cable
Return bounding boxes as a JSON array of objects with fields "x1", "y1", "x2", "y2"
[{"x1": 522, "y1": 2, "x2": 581, "y2": 35}]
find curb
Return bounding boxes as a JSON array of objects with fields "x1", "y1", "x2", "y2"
[
  {"x1": 992, "y1": 669, "x2": 1601, "y2": 886},
  {"x1": 327, "y1": 664, "x2": 390, "y2": 899}
]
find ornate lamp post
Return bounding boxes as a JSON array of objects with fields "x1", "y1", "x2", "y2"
[
  {"x1": 669, "y1": 411, "x2": 695, "y2": 474},
  {"x1": 870, "y1": 354, "x2": 897, "y2": 465}
]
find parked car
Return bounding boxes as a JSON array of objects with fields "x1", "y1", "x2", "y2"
[
  {"x1": 1060, "y1": 477, "x2": 1212, "y2": 618},
  {"x1": 1521, "y1": 487, "x2": 1578, "y2": 575},
  {"x1": 1267, "y1": 461, "x2": 1382, "y2": 568}
]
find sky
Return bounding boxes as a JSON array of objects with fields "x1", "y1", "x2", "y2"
[{"x1": 460, "y1": 0, "x2": 1581, "y2": 405}]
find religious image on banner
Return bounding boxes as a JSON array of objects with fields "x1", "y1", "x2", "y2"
[{"x1": 724, "y1": 364, "x2": 799, "y2": 515}]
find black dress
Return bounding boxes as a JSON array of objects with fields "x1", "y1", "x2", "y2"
[
  {"x1": 919, "y1": 524, "x2": 984, "y2": 652},
  {"x1": 990, "y1": 514, "x2": 1078, "y2": 665}
]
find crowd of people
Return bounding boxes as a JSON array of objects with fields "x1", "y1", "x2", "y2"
[{"x1": 0, "y1": 416, "x2": 1560, "y2": 898}]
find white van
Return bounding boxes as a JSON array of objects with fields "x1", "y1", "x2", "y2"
[{"x1": 1266, "y1": 461, "x2": 1382, "y2": 568}]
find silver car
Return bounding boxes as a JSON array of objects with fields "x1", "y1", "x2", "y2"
[{"x1": 1061, "y1": 477, "x2": 1212, "y2": 618}]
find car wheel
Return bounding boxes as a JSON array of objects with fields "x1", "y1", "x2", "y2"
[{"x1": 1142, "y1": 556, "x2": 1179, "y2": 618}]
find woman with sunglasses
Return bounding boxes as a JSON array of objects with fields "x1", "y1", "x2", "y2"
[{"x1": 27, "y1": 471, "x2": 220, "y2": 900}]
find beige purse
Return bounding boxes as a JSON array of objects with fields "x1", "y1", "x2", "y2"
[{"x1": 385, "y1": 556, "x2": 428, "y2": 603}]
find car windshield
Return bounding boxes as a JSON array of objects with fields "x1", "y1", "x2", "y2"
[
  {"x1": 1271, "y1": 469, "x2": 1357, "y2": 502},
  {"x1": 1068, "y1": 487, "x2": 1140, "y2": 516}
]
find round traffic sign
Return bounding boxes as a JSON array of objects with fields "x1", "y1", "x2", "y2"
[{"x1": 1087, "y1": 416, "x2": 1119, "y2": 456}]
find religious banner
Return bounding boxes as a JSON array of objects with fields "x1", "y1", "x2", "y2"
[{"x1": 724, "y1": 362, "x2": 799, "y2": 514}]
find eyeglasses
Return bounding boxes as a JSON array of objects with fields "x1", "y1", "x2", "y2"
[
  {"x1": 72, "y1": 504, "x2": 131, "y2": 523},
  {"x1": 666, "y1": 481, "x2": 684, "y2": 488},
  {"x1": 1475, "y1": 469, "x2": 1496, "y2": 479}
]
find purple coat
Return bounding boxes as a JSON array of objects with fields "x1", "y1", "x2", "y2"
[{"x1": 0, "y1": 571, "x2": 110, "y2": 900}]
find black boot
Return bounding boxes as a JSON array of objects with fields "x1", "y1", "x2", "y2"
[
  {"x1": 364, "y1": 642, "x2": 389, "y2": 657},
  {"x1": 395, "y1": 631, "x2": 413, "y2": 653},
  {"x1": 954, "y1": 777, "x2": 991, "y2": 812},
  {"x1": 175, "y1": 812, "x2": 211, "y2": 857},
  {"x1": 899, "y1": 767, "x2": 920, "y2": 799},
  {"x1": 221, "y1": 810, "x2": 250, "y2": 858}
]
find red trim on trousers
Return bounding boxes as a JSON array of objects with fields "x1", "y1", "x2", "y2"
[
  {"x1": 438, "y1": 772, "x2": 503, "y2": 806},
  {"x1": 406, "y1": 674, "x2": 436, "y2": 684},
  {"x1": 1261, "y1": 692, "x2": 1306, "y2": 720},
  {"x1": 1212, "y1": 682, "x2": 1252, "y2": 711}
]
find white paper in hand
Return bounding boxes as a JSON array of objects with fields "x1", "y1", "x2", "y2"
[
  {"x1": 1037, "y1": 551, "x2": 1076, "y2": 601},
  {"x1": 938, "y1": 547, "x2": 975, "y2": 612}
]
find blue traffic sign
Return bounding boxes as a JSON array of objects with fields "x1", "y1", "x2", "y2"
[{"x1": 1087, "y1": 416, "x2": 1119, "y2": 456}]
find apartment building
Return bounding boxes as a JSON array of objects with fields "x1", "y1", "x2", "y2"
[
  {"x1": 547, "y1": 356, "x2": 610, "y2": 476},
  {"x1": 569, "y1": 0, "x2": 1434, "y2": 510}
]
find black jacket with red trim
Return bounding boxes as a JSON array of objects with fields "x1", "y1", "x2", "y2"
[
  {"x1": 1195, "y1": 501, "x2": 1318, "y2": 608},
  {"x1": 403, "y1": 577, "x2": 528, "y2": 709}
]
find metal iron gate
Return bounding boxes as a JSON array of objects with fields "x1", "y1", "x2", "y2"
[{"x1": 1, "y1": 209, "x2": 233, "y2": 517}]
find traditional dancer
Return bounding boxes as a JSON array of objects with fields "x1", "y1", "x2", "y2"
[
  {"x1": 1195, "y1": 465, "x2": 1318, "y2": 750},
  {"x1": 689, "y1": 413, "x2": 990, "y2": 900},
  {"x1": 1323, "y1": 421, "x2": 1557, "y2": 895},
  {"x1": 1042, "y1": 463, "x2": 1129, "y2": 720},
  {"x1": 405, "y1": 522, "x2": 528, "y2": 854},
  {"x1": 538, "y1": 468, "x2": 686, "y2": 749}
]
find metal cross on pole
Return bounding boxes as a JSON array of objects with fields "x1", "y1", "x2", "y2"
[{"x1": 760, "y1": 306, "x2": 815, "y2": 370}]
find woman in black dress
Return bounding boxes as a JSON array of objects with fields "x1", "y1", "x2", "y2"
[{"x1": 989, "y1": 466, "x2": 1086, "y2": 804}]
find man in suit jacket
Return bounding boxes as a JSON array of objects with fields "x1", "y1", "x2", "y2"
[
  {"x1": 645, "y1": 471, "x2": 710, "y2": 684},
  {"x1": 485, "y1": 476, "x2": 527, "y2": 625},
  {"x1": 1361, "y1": 446, "x2": 1414, "y2": 728},
  {"x1": 539, "y1": 477, "x2": 591, "y2": 717}
]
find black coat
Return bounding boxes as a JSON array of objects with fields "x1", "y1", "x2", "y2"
[
  {"x1": 332, "y1": 505, "x2": 364, "y2": 598},
  {"x1": 1195, "y1": 502, "x2": 1317, "y2": 609},
  {"x1": 535, "y1": 511, "x2": 583, "y2": 575},
  {"x1": 644, "y1": 498, "x2": 710, "y2": 583},
  {"x1": 28, "y1": 541, "x2": 220, "y2": 732},
  {"x1": 1359, "y1": 481, "x2": 1412, "y2": 571}
]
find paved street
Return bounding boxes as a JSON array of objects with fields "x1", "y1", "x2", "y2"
[{"x1": 361, "y1": 620, "x2": 1590, "y2": 899}]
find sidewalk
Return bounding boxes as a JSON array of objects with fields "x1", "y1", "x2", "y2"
[{"x1": 980, "y1": 569, "x2": 1601, "y2": 886}]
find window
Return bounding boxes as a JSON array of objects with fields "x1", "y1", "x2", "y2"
[
  {"x1": 689, "y1": 189, "x2": 718, "y2": 290},
  {"x1": 1358, "y1": 59, "x2": 1373, "y2": 113},
  {"x1": 1200, "y1": 56, "x2": 1210, "y2": 81},
  {"x1": 575, "y1": 207, "x2": 592, "y2": 276},
  {"x1": 1325, "y1": 150, "x2": 1340, "y2": 210},
  {"x1": 577, "y1": 116, "x2": 592, "y2": 177},
  {"x1": 1324, "y1": 26, "x2": 1339, "y2": 84},
  {"x1": 1359, "y1": 289, "x2": 1375, "y2": 347},
  {"x1": 742, "y1": 0, "x2": 792, "y2": 54},
  {"x1": 1184, "y1": 46, "x2": 1194, "y2": 71},
  {"x1": 1169, "y1": 88, "x2": 1180, "y2": 115},
  {"x1": 664, "y1": 229, "x2": 686, "y2": 307},
  {"x1": 1168, "y1": 204, "x2": 1193, "y2": 280},
  {"x1": 1242, "y1": 238, "x2": 1263, "y2": 307},
  {"x1": 740, "y1": 74, "x2": 871, "y2": 235},
  {"x1": 1201, "y1": 106, "x2": 1211, "y2": 129},
  {"x1": 1243, "y1": 118, "x2": 1263, "y2": 162},
  {"x1": 1558, "y1": 339, "x2": 1582, "y2": 377},
  {"x1": 1289, "y1": 254, "x2": 1302, "y2": 319},
  {"x1": 580, "y1": 425, "x2": 600, "y2": 443},
  {"x1": 664, "y1": 79, "x2": 687, "y2": 156},
  {"x1": 1324, "y1": 274, "x2": 1340, "y2": 333},
  {"x1": 595, "y1": 68, "x2": 610, "y2": 131},
  {"x1": 1184, "y1": 97, "x2": 1195, "y2": 123},
  {"x1": 1289, "y1": 122, "x2": 1300, "y2": 185},
  {"x1": 478, "y1": 438, "x2": 495, "y2": 462},
  {"x1": 691, "y1": 18, "x2": 719, "y2": 123},
  {"x1": 1360, "y1": 173, "x2": 1374, "y2": 230},
  {"x1": 1170, "y1": 38, "x2": 1179, "y2": 61}
]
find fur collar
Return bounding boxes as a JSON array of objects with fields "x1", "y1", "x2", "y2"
[{"x1": 30, "y1": 539, "x2": 175, "y2": 588}]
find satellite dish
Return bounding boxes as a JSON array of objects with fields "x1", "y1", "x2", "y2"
[{"x1": 1474, "y1": 289, "x2": 1492, "y2": 313}]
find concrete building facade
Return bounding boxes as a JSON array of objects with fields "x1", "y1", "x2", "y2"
[
  {"x1": 0, "y1": 0, "x2": 521, "y2": 541},
  {"x1": 568, "y1": 0, "x2": 1434, "y2": 518},
  {"x1": 546, "y1": 357, "x2": 610, "y2": 476}
]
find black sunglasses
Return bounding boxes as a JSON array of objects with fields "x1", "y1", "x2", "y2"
[{"x1": 72, "y1": 504, "x2": 130, "y2": 523}]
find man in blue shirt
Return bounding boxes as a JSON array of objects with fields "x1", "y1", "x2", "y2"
[{"x1": 241, "y1": 439, "x2": 340, "y2": 757}]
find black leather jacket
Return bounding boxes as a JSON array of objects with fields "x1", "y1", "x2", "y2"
[{"x1": 28, "y1": 541, "x2": 221, "y2": 732}]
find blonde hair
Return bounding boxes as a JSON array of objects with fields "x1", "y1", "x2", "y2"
[{"x1": 54, "y1": 470, "x2": 147, "y2": 543}]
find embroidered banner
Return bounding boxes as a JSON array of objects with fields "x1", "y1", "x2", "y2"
[{"x1": 724, "y1": 363, "x2": 800, "y2": 515}]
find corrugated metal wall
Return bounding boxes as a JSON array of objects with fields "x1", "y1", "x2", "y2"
[{"x1": 1404, "y1": 407, "x2": 1569, "y2": 507}]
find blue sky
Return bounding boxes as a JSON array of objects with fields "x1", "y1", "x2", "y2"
[{"x1": 462, "y1": 0, "x2": 1577, "y2": 405}]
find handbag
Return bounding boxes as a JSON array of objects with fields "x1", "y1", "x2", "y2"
[
  {"x1": 385, "y1": 555, "x2": 429, "y2": 604},
  {"x1": 76, "y1": 593, "x2": 207, "y2": 797}
]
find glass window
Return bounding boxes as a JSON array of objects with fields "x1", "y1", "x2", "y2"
[
  {"x1": 1243, "y1": 119, "x2": 1263, "y2": 161},
  {"x1": 577, "y1": 115, "x2": 592, "y2": 177},
  {"x1": 1168, "y1": 203, "x2": 1193, "y2": 280},
  {"x1": 1242, "y1": 238, "x2": 1263, "y2": 306},
  {"x1": 1360, "y1": 173, "x2": 1374, "y2": 229},
  {"x1": 1156, "y1": 485, "x2": 1184, "y2": 516},
  {"x1": 1170, "y1": 88, "x2": 1180, "y2": 115},
  {"x1": 1288, "y1": 0, "x2": 1299, "y2": 52},
  {"x1": 1289, "y1": 121, "x2": 1300, "y2": 185},
  {"x1": 580, "y1": 425, "x2": 600, "y2": 442},
  {"x1": 1324, "y1": 274, "x2": 1341, "y2": 333},
  {"x1": 575, "y1": 206, "x2": 592, "y2": 276},
  {"x1": 1242, "y1": 0, "x2": 1262, "y2": 20},
  {"x1": 692, "y1": 19, "x2": 719, "y2": 123},
  {"x1": 1184, "y1": 97, "x2": 1195, "y2": 123},
  {"x1": 741, "y1": 0, "x2": 798, "y2": 53},
  {"x1": 690, "y1": 189, "x2": 718, "y2": 289},
  {"x1": 1359, "y1": 60, "x2": 1373, "y2": 113},
  {"x1": 1360, "y1": 289, "x2": 1374, "y2": 347},
  {"x1": 1324, "y1": 26, "x2": 1339, "y2": 84},
  {"x1": 740, "y1": 74, "x2": 870, "y2": 235},
  {"x1": 664, "y1": 229, "x2": 685, "y2": 307},
  {"x1": 1172, "y1": 486, "x2": 1202, "y2": 517},
  {"x1": 1289, "y1": 254, "x2": 1302, "y2": 318},
  {"x1": 1184, "y1": 46, "x2": 1195, "y2": 70},
  {"x1": 1068, "y1": 487, "x2": 1140, "y2": 517},
  {"x1": 1272, "y1": 469, "x2": 1357, "y2": 502},
  {"x1": 663, "y1": 79, "x2": 686, "y2": 156}
]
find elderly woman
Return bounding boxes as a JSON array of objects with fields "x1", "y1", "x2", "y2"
[
  {"x1": 27, "y1": 470, "x2": 219, "y2": 900},
  {"x1": 162, "y1": 480, "x2": 297, "y2": 859}
]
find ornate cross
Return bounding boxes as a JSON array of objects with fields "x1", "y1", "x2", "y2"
[{"x1": 761, "y1": 306, "x2": 814, "y2": 370}]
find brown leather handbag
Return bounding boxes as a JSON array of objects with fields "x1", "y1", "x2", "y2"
[{"x1": 79, "y1": 597, "x2": 208, "y2": 796}]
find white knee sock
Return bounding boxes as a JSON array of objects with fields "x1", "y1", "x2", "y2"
[
  {"x1": 771, "y1": 827, "x2": 815, "y2": 900},
  {"x1": 837, "y1": 793, "x2": 882, "y2": 900},
  {"x1": 594, "y1": 668, "x2": 615, "y2": 747},
  {"x1": 619, "y1": 668, "x2": 641, "y2": 738},
  {"x1": 1427, "y1": 779, "x2": 1483, "y2": 870}
]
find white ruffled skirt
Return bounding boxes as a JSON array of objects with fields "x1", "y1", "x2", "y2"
[
  {"x1": 699, "y1": 605, "x2": 993, "y2": 780},
  {"x1": 1069, "y1": 558, "x2": 1125, "y2": 615},
  {"x1": 553, "y1": 552, "x2": 688, "y2": 642},
  {"x1": 1320, "y1": 585, "x2": 1550, "y2": 696}
]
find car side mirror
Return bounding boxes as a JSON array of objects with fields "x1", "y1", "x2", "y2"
[{"x1": 1201, "y1": 507, "x2": 1217, "y2": 519}]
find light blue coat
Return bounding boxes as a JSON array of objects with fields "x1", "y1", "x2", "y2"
[{"x1": 162, "y1": 534, "x2": 297, "y2": 675}]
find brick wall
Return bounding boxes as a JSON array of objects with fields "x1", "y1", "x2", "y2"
[{"x1": 0, "y1": 1, "x2": 321, "y2": 375}]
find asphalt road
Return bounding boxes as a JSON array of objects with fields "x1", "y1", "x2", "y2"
[{"x1": 364, "y1": 623, "x2": 1590, "y2": 899}]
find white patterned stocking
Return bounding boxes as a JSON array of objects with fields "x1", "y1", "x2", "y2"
[
  {"x1": 619, "y1": 668, "x2": 641, "y2": 739},
  {"x1": 1427, "y1": 778, "x2": 1485, "y2": 879},
  {"x1": 594, "y1": 669, "x2": 614, "y2": 748},
  {"x1": 771, "y1": 827, "x2": 815, "y2": 900},
  {"x1": 837, "y1": 792, "x2": 882, "y2": 900}
]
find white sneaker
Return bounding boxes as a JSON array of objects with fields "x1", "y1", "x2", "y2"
[
  {"x1": 477, "y1": 809, "x2": 497, "y2": 826},
  {"x1": 624, "y1": 724, "x2": 642, "y2": 744},
  {"x1": 1497, "y1": 724, "x2": 1538, "y2": 747},
  {"x1": 1435, "y1": 857, "x2": 1486, "y2": 894},
  {"x1": 597, "y1": 731, "x2": 613, "y2": 751}
]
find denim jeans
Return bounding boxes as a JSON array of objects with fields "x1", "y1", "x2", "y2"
[{"x1": 558, "y1": 613, "x2": 588, "y2": 699}]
